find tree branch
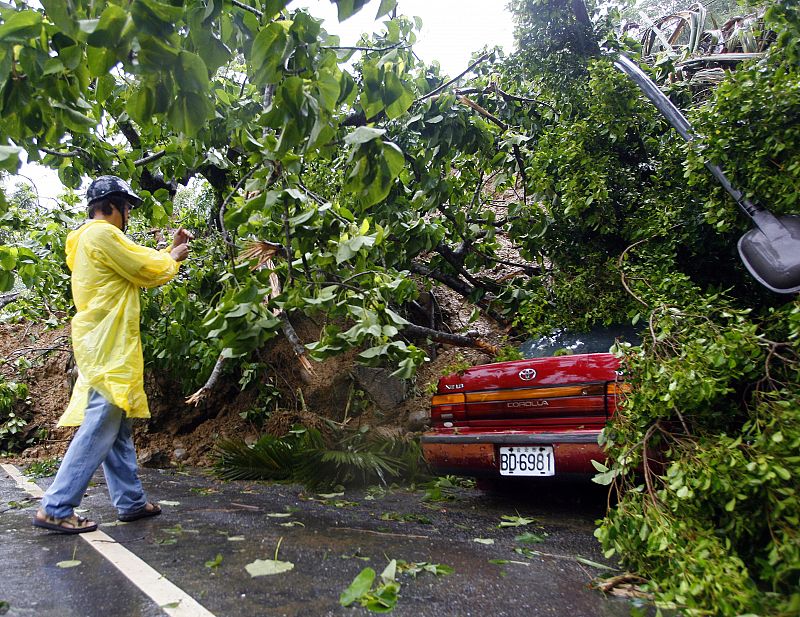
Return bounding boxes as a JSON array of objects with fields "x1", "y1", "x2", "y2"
[
  {"x1": 410, "y1": 261, "x2": 510, "y2": 325},
  {"x1": 401, "y1": 323, "x2": 499, "y2": 355},
  {"x1": 230, "y1": 0, "x2": 262, "y2": 18},
  {"x1": 457, "y1": 95, "x2": 507, "y2": 130},
  {"x1": 40, "y1": 147, "x2": 92, "y2": 160},
  {"x1": 414, "y1": 54, "x2": 490, "y2": 105},
  {"x1": 321, "y1": 42, "x2": 410, "y2": 52},
  {"x1": 185, "y1": 356, "x2": 228, "y2": 406},
  {"x1": 0, "y1": 292, "x2": 20, "y2": 309},
  {"x1": 134, "y1": 150, "x2": 166, "y2": 167}
]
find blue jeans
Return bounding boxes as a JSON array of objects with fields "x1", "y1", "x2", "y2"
[{"x1": 41, "y1": 389, "x2": 148, "y2": 519}]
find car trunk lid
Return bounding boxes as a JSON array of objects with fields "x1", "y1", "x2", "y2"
[{"x1": 431, "y1": 353, "x2": 621, "y2": 429}]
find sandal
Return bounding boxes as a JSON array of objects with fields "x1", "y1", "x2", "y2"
[
  {"x1": 118, "y1": 502, "x2": 161, "y2": 522},
  {"x1": 32, "y1": 510, "x2": 98, "y2": 534}
]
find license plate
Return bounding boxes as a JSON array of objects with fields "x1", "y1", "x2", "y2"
[{"x1": 499, "y1": 446, "x2": 555, "y2": 476}]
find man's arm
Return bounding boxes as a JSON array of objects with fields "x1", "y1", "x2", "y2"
[{"x1": 92, "y1": 225, "x2": 184, "y2": 288}]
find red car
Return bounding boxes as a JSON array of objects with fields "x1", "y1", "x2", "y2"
[{"x1": 421, "y1": 353, "x2": 625, "y2": 479}]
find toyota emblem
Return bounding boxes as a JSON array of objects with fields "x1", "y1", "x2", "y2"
[{"x1": 518, "y1": 368, "x2": 537, "y2": 381}]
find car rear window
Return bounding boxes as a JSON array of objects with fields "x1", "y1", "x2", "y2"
[{"x1": 519, "y1": 325, "x2": 642, "y2": 358}]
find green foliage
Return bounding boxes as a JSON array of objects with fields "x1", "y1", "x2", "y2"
[
  {"x1": 0, "y1": 184, "x2": 77, "y2": 320},
  {"x1": 595, "y1": 295, "x2": 800, "y2": 616},
  {"x1": 24, "y1": 458, "x2": 61, "y2": 478},
  {"x1": 213, "y1": 425, "x2": 426, "y2": 490},
  {"x1": 493, "y1": 344, "x2": 524, "y2": 362},
  {"x1": 505, "y1": 2, "x2": 800, "y2": 615},
  {"x1": 340, "y1": 558, "x2": 451, "y2": 613},
  {"x1": 0, "y1": 376, "x2": 30, "y2": 453},
  {"x1": 687, "y1": 47, "x2": 800, "y2": 231}
]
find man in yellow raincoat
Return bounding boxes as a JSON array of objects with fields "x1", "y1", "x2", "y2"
[{"x1": 32, "y1": 175, "x2": 191, "y2": 534}]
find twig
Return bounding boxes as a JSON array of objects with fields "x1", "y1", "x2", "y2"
[
  {"x1": 134, "y1": 150, "x2": 166, "y2": 167},
  {"x1": 218, "y1": 167, "x2": 258, "y2": 248},
  {"x1": 456, "y1": 85, "x2": 557, "y2": 112},
  {"x1": 335, "y1": 527, "x2": 429, "y2": 540},
  {"x1": 230, "y1": 0, "x2": 262, "y2": 18},
  {"x1": 413, "y1": 54, "x2": 490, "y2": 105},
  {"x1": 40, "y1": 146, "x2": 93, "y2": 163},
  {"x1": 457, "y1": 95, "x2": 507, "y2": 130},
  {"x1": 618, "y1": 237, "x2": 652, "y2": 308},
  {"x1": 321, "y1": 42, "x2": 409, "y2": 53},
  {"x1": 642, "y1": 422, "x2": 660, "y2": 508}
]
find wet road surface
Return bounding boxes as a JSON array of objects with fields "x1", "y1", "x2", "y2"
[{"x1": 1, "y1": 465, "x2": 635, "y2": 616}]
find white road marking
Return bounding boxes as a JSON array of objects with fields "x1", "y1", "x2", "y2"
[{"x1": 2, "y1": 463, "x2": 216, "y2": 617}]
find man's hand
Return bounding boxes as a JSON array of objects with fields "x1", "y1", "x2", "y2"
[
  {"x1": 170, "y1": 243, "x2": 190, "y2": 262},
  {"x1": 172, "y1": 228, "x2": 194, "y2": 247}
]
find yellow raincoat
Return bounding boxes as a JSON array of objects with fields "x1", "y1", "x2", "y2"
[{"x1": 58, "y1": 220, "x2": 180, "y2": 426}]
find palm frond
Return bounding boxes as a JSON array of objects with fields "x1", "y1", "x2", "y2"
[
  {"x1": 213, "y1": 435, "x2": 297, "y2": 481},
  {"x1": 213, "y1": 425, "x2": 428, "y2": 489}
]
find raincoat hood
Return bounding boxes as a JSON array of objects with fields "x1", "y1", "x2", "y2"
[{"x1": 59, "y1": 220, "x2": 179, "y2": 426}]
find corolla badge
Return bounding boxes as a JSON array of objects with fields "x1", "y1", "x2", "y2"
[{"x1": 518, "y1": 368, "x2": 537, "y2": 381}]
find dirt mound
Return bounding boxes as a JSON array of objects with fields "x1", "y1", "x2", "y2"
[{"x1": 1, "y1": 297, "x2": 504, "y2": 468}]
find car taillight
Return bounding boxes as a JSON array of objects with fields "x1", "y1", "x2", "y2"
[
  {"x1": 606, "y1": 382, "x2": 630, "y2": 395},
  {"x1": 430, "y1": 393, "x2": 465, "y2": 424},
  {"x1": 606, "y1": 381, "x2": 630, "y2": 415}
]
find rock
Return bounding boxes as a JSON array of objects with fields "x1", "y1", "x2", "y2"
[
  {"x1": 139, "y1": 448, "x2": 169, "y2": 468},
  {"x1": 352, "y1": 366, "x2": 410, "y2": 411},
  {"x1": 173, "y1": 448, "x2": 188, "y2": 461},
  {"x1": 406, "y1": 408, "x2": 430, "y2": 431}
]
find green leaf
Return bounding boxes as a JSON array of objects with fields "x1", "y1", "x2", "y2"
[
  {"x1": 43, "y1": 57, "x2": 66, "y2": 76},
  {"x1": 137, "y1": 34, "x2": 180, "y2": 69},
  {"x1": 245, "y1": 558, "x2": 294, "y2": 577},
  {"x1": 379, "y1": 559, "x2": 397, "y2": 584},
  {"x1": 376, "y1": 0, "x2": 398, "y2": 18},
  {"x1": 344, "y1": 126, "x2": 386, "y2": 145},
  {"x1": 0, "y1": 11, "x2": 43, "y2": 43},
  {"x1": 334, "y1": 0, "x2": 370, "y2": 21},
  {"x1": 383, "y1": 71, "x2": 413, "y2": 119},
  {"x1": 0, "y1": 146, "x2": 23, "y2": 173},
  {"x1": 167, "y1": 92, "x2": 213, "y2": 136},
  {"x1": 86, "y1": 4, "x2": 128, "y2": 48},
  {"x1": 0, "y1": 246, "x2": 17, "y2": 270},
  {"x1": 250, "y1": 21, "x2": 291, "y2": 85},
  {"x1": 58, "y1": 45, "x2": 83, "y2": 70},
  {"x1": 382, "y1": 142, "x2": 405, "y2": 178},
  {"x1": 41, "y1": 0, "x2": 77, "y2": 35},
  {"x1": 339, "y1": 567, "x2": 375, "y2": 606},
  {"x1": 204, "y1": 553, "x2": 223, "y2": 569},
  {"x1": 175, "y1": 51, "x2": 209, "y2": 94},
  {"x1": 498, "y1": 514, "x2": 536, "y2": 528},
  {"x1": 0, "y1": 270, "x2": 14, "y2": 292},
  {"x1": 127, "y1": 85, "x2": 156, "y2": 125},
  {"x1": 52, "y1": 102, "x2": 97, "y2": 132},
  {"x1": 86, "y1": 46, "x2": 117, "y2": 77},
  {"x1": 56, "y1": 560, "x2": 82, "y2": 568},
  {"x1": 131, "y1": 0, "x2": 184, "y2": 36}
]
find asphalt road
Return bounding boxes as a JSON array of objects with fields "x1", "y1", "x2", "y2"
[{"x1": 1, "y1": 464, "x2": 636, "y2": 617}]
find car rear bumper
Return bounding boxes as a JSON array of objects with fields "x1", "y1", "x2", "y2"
[{"x1": 421, "y1": 430, "x2": 604, "y2": 477}]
